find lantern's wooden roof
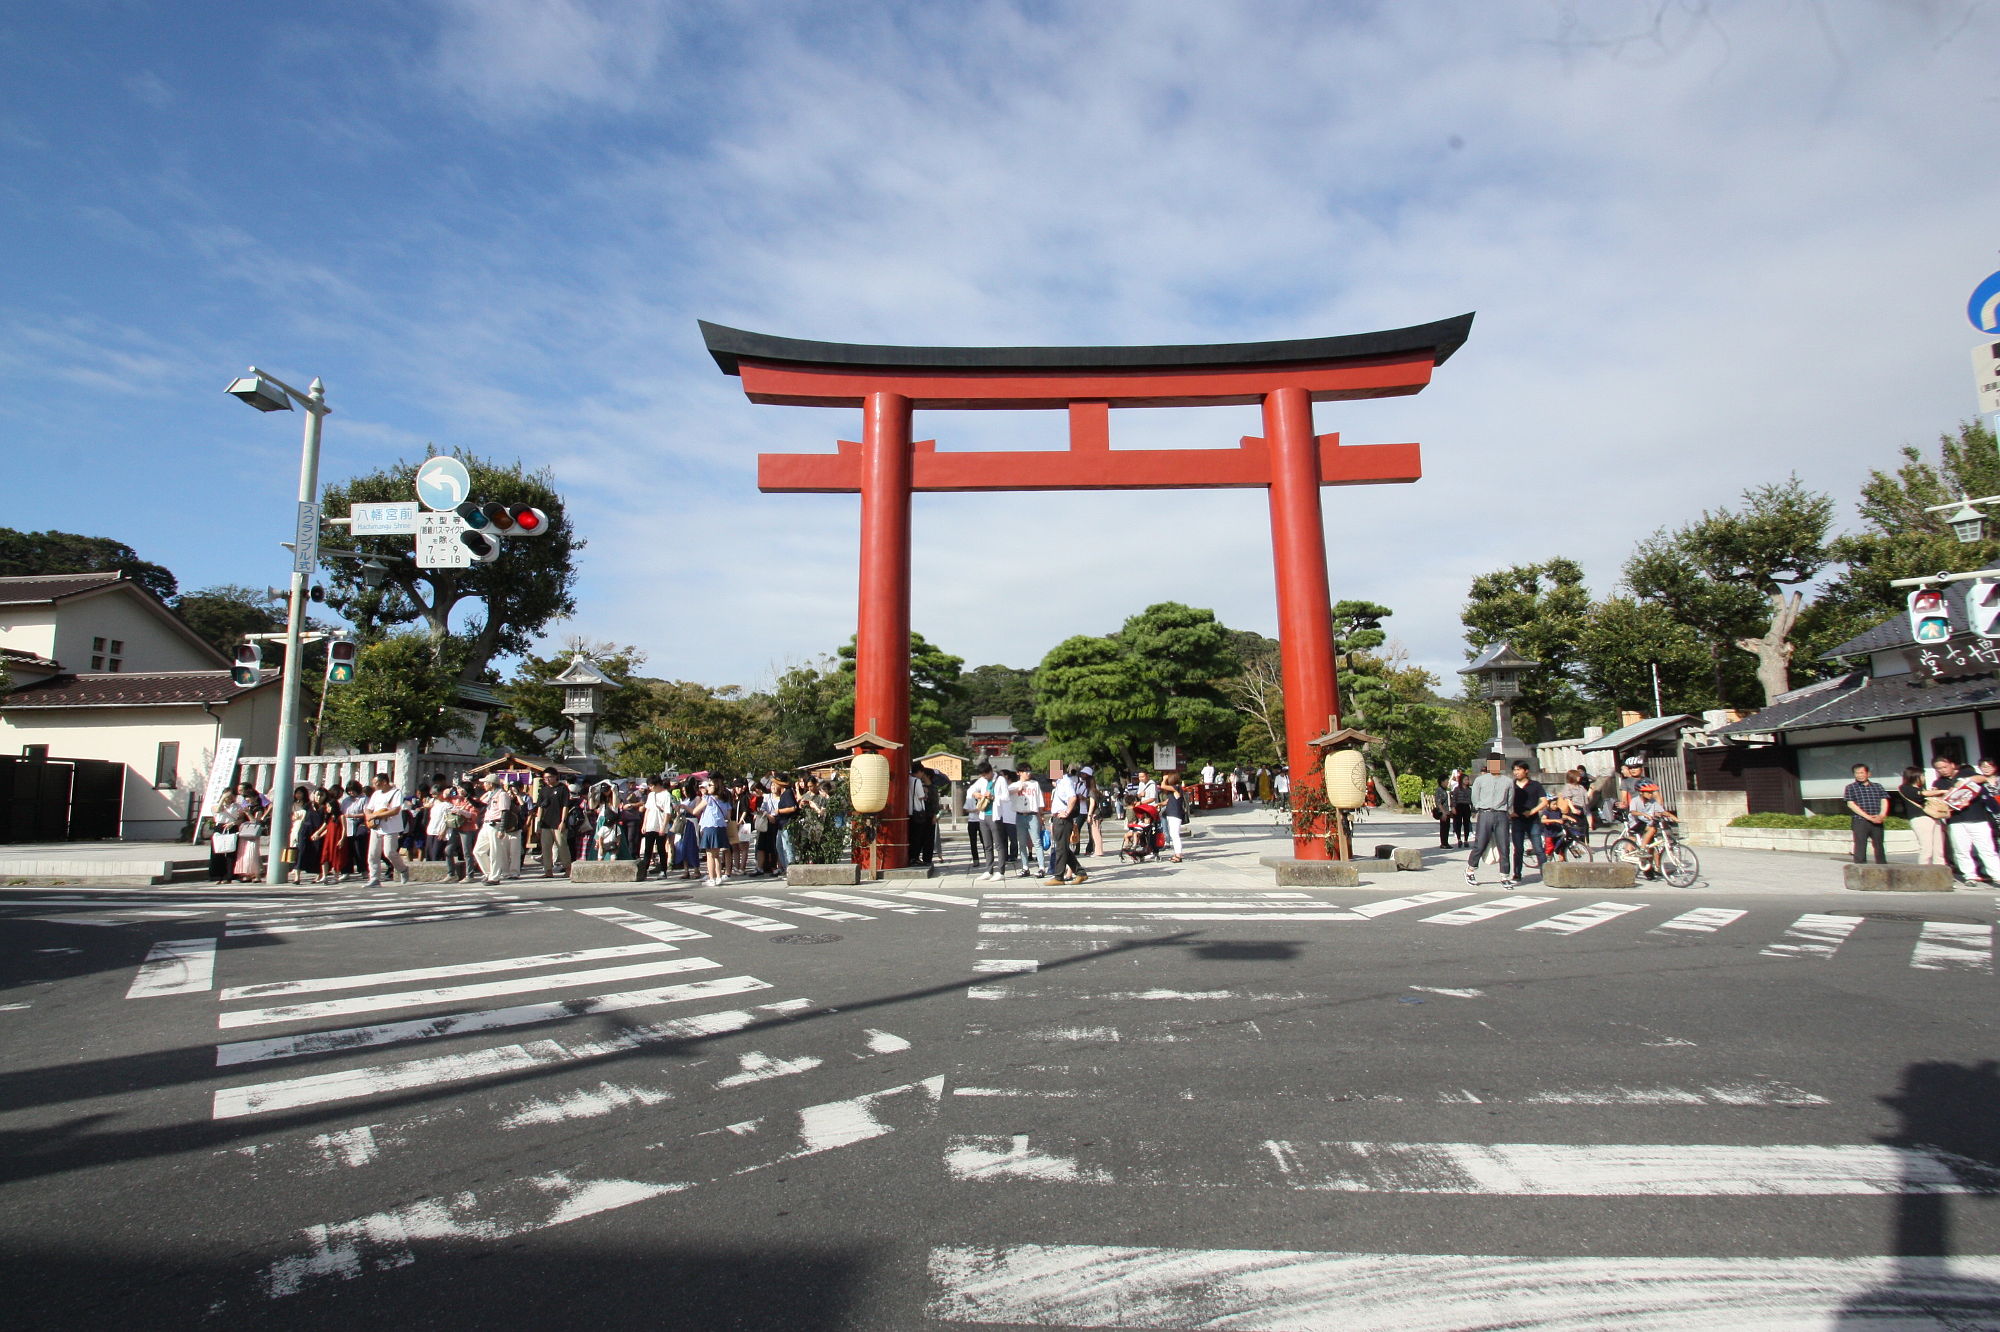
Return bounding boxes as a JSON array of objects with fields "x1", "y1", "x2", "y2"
[
  {"x1": 834, "y1": 730, "x2": 904, "y2": 751},
  {"x1": 1308, "y1": 727, "x2": 1382, "y2": 748}
]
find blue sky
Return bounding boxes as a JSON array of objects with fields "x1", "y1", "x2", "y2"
[{"x1": 3, "y1": 1, "x2": 1995, "y2": 692}]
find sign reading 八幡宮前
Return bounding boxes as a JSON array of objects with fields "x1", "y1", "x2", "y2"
[{"x1": 349, "y1": 501, "x2": 420, "y2": 536}]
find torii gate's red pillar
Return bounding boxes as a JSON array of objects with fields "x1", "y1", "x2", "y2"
[
  {"x1": 1264, "y1": 387, "x2": 1340, "y2": 859},
  {"x1": 855, "y1": 391, "x2": 912, "y2": 865}
]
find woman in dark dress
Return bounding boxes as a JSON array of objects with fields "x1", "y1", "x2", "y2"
[{"x1": 289, "y1": 784, "x2": 324, "y2": 884}]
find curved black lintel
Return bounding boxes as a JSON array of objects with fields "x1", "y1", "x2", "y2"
[{"x1": 698, "y1": 313, "x2": 1474, "y2": 377}]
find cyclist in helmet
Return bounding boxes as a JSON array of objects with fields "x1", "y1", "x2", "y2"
[{"x1": 1626, "y1": 780, "x2": 1677, "y2": 879}]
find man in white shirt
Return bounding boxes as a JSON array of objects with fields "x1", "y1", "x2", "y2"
[
  {"x1": 968, "y1": 762, "x2": 1006, "y2": 881},
  {"x1": 361, "y1": 773, "x2": 410, "y2": 888},
  {"x1": 473, "y1": 776, "x2": 520, "y2": 885},
  {"x1": 1010, "y1": 771, "x2": 1047, "y2": 878},
  {"x1": 908, "y1": 769, "x2": 934, "y2": 868},
  {"x1": 1044, "y1": 764, "x2": 1089, "y2": 886},
  {"x1": 1200, "y1": 762, "x2": 1216, "y2": 787}
]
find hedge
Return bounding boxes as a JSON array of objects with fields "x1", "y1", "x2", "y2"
[{"x1": 1728, "y1": 812, "x2": 1910, "y2": 832}]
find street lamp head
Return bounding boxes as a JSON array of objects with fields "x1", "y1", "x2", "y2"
[
  {"x1": 1946, "y1": 501, "x2": 1985, "y2": 544},
  {"x1": 225, "y1": 371, "x2": 293, "y2": 413},
  {"x1": 358, "y1": 560, "x2": 390, "y2": 590}
]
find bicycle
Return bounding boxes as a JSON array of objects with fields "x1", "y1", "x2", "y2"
[{"x1": 1606, "y1": 819, "x2": 1700, "y2": 887}]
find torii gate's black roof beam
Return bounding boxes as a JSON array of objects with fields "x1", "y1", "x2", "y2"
[{"x1": 698, "y1": 313, "x2": 1474, "y2": 376}]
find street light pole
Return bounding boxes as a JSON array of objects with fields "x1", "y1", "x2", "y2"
[
  {"x1": 266, "y1": 377, "x2": 326, "y2": 885},
  {"x1": 226, "y1": 367, "x2": 329, "y2": 887}
]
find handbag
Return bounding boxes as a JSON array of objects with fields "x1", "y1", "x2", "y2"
[
  {"x1": 211, "y1": 831, "x2": 239, "y2": 854},
  {"x1": 1923, "y1": 796, "x2": 1952, "y2": 820}
]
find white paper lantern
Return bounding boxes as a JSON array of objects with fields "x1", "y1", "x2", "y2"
[
  {"x1": 1323, "y1": 749, "x2": 1367, "y2": 809},
  {"x1": 850, "y1": 751, "x2": 891, "y2": 814}
]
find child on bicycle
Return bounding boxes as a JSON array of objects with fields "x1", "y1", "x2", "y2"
[{"x1": 1626, "y1": 781, "x2": 1677, "y2": 879}]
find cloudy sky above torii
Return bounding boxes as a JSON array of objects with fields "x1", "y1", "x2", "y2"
[{"x1": 1, "y1": 1, "x2": 1992, "y2": 692}]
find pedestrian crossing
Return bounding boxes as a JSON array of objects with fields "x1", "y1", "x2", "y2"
[{"x1": 971, "y1": 891, "x2": 1996, "y2": 974}]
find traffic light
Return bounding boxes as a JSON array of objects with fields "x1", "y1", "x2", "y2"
[
  {"x1": 1908, "y1": 587, "x2": 1952, "y2": 644},
  {"x1": 231, "y1": 643, "x2": 263, "y2": 687},
  {"x1": 326, "y1": 639, "x2": 358, "y2": 684},
  {"x1": 480, "y1": 502, "x2": 515, "y2": 533},
  {"x1": 461, "y1": 529, "x2": 502, "y2": 563},
  {"x1": 455, "y1": 501, "x2": 489, "y2": 530},
  {"x1": 508, "y1": 505, "x2": 549, "y2": 535},
  {"x1": 1969, "y1": 581, "x2": 2000, "y2": 639}
]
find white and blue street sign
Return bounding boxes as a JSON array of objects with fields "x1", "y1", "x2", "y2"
[
  {"x1": 415, "y1": 456, "x2": 472, "y2": 512},
  {"x1": 1970, "y1": 270, "x2": 2000, "y2": 335}
]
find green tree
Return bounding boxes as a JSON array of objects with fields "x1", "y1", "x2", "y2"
[
  {"x1": 319, "y1": 450, "x2": 580, "y2": 682},
  {"x1": 770, "y1": 656, "x2": 850, "y2": 768},
  {"x1": 171, "y1": 584, "x2": 285, "y2": 658},
  {"x1": 1626, "y1": 477, "x2": 1833, "y2": 705},
  {"x1": 1574, "y1": 596, "x2": 1714, "y2": 715},
  {"x1": 615, "y1": 682, "x2": 785, "y2": 778},
  {"x1": 950, "y1": 663, "x2": 1039, "y2": 735},
  {"x1": 1462, "y1": 559, "x2": 1593, "y2": 740},
  {"x1": 1813, "y1": 420, "x2": 2000, "y2": 657},
  {"x1": 0, "y1": 526, "x2": 178, "y2": 601},
  {"x1": 318, "y1": 632, "x2": 471, "y2": 752},
  {"x1": 823, "y1": 631, "x2": 966, "y2": 755},
  {"x1": 1222, "y1": 631, "x2": 1284, "y2": 765},
  {"x1": 1036, "y1": 603, "x2": 1242, "y2": 768}
]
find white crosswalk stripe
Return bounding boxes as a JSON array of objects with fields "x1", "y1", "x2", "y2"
[
  {"x1": 1910, "y1": 920, "x2": 1993, "y2": 973},
  {"x1": 1420, "y1": 895, "x2": 1557, "y2": 925},
  {"x1": 1761, "y1": 912, "x2": 1862, "y2": 960},
  {"x1": 660, "y1": 902, "x2": 792, "y2": 932},
  {"x1": 734, "y1": 894, "x2": 875, "y2": 922},
  {"x1": 1518, "y1": 901, "x2": 1648, "y2": 934},
  {"x1": 799, "y1": 889, "x2": 942, "y2": 913},
  {"x1": 126, "y1": 938, "x2": 218, "y2": 997},
  {"x1": 219, "y1": 942, "x2": 683, "y2": 1001},
  {"x1": 572, "y1": 904, "x2": 710, "y2": 941},
  {"x1": 1650, "y1": 907, "x2": 1746, "y2": 934}
]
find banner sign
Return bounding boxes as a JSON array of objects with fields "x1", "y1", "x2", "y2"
[{"x1": 195, "y1": 737, "x2": 243, "y2": 836}]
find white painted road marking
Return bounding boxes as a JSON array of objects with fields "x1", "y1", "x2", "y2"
[
  {"x1": 1910, "y1": 920, "x2": 1993, "y2": 973},
  {"x1": 1351, "y1": 890, "x2": 1474, "y2": 917},
  {"x1": 218, "y1": 956, "x2": 724, "y2": 1029},
  {"x1": 219, "y1": 943, "x2": 679, "y2": 1001},
  {"x1": 1421, "y1": 895, "x2": 1557, "y2": 926},
  {"x1": 125, "y1": 938, "x2": 218, "y2": 997},
  {"x1": 1518, "y1": 901, "x2": 1647, "y2": 934},
  {"x1": 971, "y1": 959, "x2": 1039, "y2": 973},
  {"x1": 247, "y1": 1076, "x2": 944, "y2": 1300},
  {"x1": 572, "y1": 904, "x2": 710, "y2": 941},
  {"x1": 214, "y1": 978, "x2": 786, "y2": 1067},
  {"x1": 1649, "y1": 907, "x2": 1746, "y2": 935},
  {"x1": 926, "y1": 1243, "x2": 2000, "y2": 1331},
  {"x1": 1761, "y1": 912, "x2": 1861, "y2": 960},
  {"x1": 662, "y1": 902, "x2": 791, "y2": 932},
  {"x1": 798, "y1": 890, "x2": 940, "y2": 913},
  {"x1": 943, "y1": 1136, "x2": 2000, "y2": 1194},
  {"x1": 873, "y1": 889, "x2": 978, "y2": 906},
  {"x1": 734, "y1": 894, "x2": 874, "y2": 922}
]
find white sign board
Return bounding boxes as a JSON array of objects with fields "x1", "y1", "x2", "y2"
[
  {"x1": 350, "y1": 501, "x2": 420, "y2": 536},
  {"x1": 1151, "y1": 742, "x2": 1179, "y2": 771},
  {"x1": 1976, "y1": 341, "x2": 2000, "y2": 416},
  {"x1": 416, "y1": 456, "x2": 472, "y2": 512},
  {"x1": 292, "y1": 501, "x2": 321, "y2": 575},
  {"x1": 416, "y1": 511, "x2": 473, "y2": 568},
  {"x1": 195, "y1": 737, "x2": 243, "y2": 835}
]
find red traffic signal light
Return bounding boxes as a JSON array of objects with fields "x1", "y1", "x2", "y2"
[
  {"x1": 507, "y1": 505, "x2": 549, "y2": 535},
  {"x1": 231, "y1": 643, "x2": 263, "y2": 687}
]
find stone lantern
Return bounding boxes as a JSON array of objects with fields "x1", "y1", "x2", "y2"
[
  {"x1": 552, "y1": 654, "x2": 619, "y2": 775},
  {"x1": 1458, "y1": 641, "x2": 1539, "y2": 767},
  {"x1": 1306, "y1": 724, "x2": 1382, "y2": 863}
]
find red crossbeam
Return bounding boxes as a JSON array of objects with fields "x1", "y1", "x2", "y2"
[{"x1": 758, "y1": 433, "x2": 1420, "y2": 494}]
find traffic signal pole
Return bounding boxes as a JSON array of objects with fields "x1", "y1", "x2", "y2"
[{"x1": 265, "y1": 378, "x2": 327, "y2": 886}]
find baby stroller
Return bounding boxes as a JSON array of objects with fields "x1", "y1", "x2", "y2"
[{"x1": 1121, "y1": 802, "x2": 1164, "y2": 863}]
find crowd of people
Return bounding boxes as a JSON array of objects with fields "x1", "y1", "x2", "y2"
[
  {"x1": 1861, "y1": 756, "x2": 2000, "y2": 884},
  {"x1": 201, "y1": 759, "x2": 1254, "y2": 888},
  {"x1": 1431, "y1": 754, "x2": 1681, "y2": 883}
]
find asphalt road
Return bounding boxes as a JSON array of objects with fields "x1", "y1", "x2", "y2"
[{"x1": 0, "y1": 858, "x2": 1995, "y2": 1330}]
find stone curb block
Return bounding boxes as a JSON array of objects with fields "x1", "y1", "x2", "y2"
[
  {"x1": 880, "y1": 866, "x2": 934, "y2": 880},
  {"x1": 570, "y1": 861, "x2": 641, "y2": 883},
  {"x1": 1372, "y1": 844, "x2": 1397, "y2": 859},
  {"x1": 1843, "y1": 863, "x2": 1954, "y2": 892},
  {"x1": 1543, "y1": 860, "x2": 1638, "y2": 889},
  {"x1": 1392, "y1": 847, "x2": 1425, "y2": 871},
  {"x1": 404, "y1": 862, "x2": 454, "y2": 883},
  {"x1": 1260, "y1": 856, "x2": 1361, "y2": 886},
  {"x1": 786, "y1": 863, "x2": 861, "y2": 886}
]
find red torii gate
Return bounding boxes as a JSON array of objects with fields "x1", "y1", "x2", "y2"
[{"x1": 701, "y1": 314, "x2": 1473, "y2": 866}]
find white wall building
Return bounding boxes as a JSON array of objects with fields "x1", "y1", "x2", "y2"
[{"x1": 0, "y1": 572, "x2": 279, "y2": 840}]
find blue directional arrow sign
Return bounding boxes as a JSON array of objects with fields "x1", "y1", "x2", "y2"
[
  {"x1": 415, "y1": 456, "x2": 472, "y2": 512},
  {"x1": 1970, "y1": 270, "x2": 2000, "y2": 335}
]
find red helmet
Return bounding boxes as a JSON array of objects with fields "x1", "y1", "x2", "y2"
[{"x1": 1638, "y1": 781, "x2": 1659, "y2": 793}]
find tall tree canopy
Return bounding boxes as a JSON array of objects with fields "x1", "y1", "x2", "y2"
[
  {"x1": 1461, "y1": 559, "x2": 1592, "y2": 740},
  {"x1": 172, "y1": 584, "x2": 286, "y2": 658},
  {"x1": 823, "y1": 631, "x2": 965, "y2": 756},
  {"x1": 318, "y1": 632, "x2": 471, "y2": 753},
  {"x1": 319, "y1": 450, "x2": 580, "y2": 682},
  {"x1": 489, "y1": 640, "x2": 650, "y2": 756},
  {"x1": 1036, "y1": 602, "x2": 1241, "y2": 769},
  {"x1": 0, "y1": 526, "x2": 177, "y2": 601}
]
